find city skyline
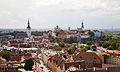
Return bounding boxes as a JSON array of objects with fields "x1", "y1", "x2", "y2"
[{"x1": 0, "y1": 0, "x2": 120, "y2": 29}]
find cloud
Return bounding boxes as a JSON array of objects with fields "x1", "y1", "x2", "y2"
[{"x1": 0, "y1": 0, "x2": 119, "y2": 29}]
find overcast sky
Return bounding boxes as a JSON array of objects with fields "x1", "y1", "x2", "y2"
[{"x1": 0, "y1": 0, "x2": 120, "y2": 29}]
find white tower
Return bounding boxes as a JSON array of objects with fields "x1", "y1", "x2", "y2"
[{"x1": 26, "y1": 19, "x2": 31, "y2": 38}]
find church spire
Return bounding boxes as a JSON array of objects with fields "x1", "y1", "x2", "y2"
[
  {"x1": 27, "y1": 19, "x2": 31, "y2": 28},
  {"x1": 81, "y1": 20, "x2": 84, "y2": 28}
]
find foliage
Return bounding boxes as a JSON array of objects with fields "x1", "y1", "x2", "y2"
[
  {"x1": 59, "y1": 53, "x2": 67, "y2": 59},
  {"x1": 81, "y1": 48, "x2": 87, "y2": 52},
  {"x1": 31, "y1": 31, "x2": 43, "y2": 36},
  {"x1": 1, "y1": 51, "x2": 12, "y2": 61},
  {"x1": 18, "y1": 65, "x2": 24, "y2": 69},
  {"x1": 64, "y1": 37, "x2": 78, "y2": 44},
  {"x1": 86, "y1": 41, "x2": 93, "y2": 45},
  {"x1": 118, "y1": 47, "x2": 120, "y2": 51},
  {"x1": 67, "y1": 45, "x2": 77, "y2": 54},
  {"x1": 24, "y1": 58, "x2": 34, "y2": 71},
  {"x1": 80, "y1": 45, "x2": 85, "y2": 48},
  {"x1": 88, "y1": 31, "x2": 94, "y2": 37},
  {"x1": 0, "y1": 70, "x2": 5, "y2": 72},
  {"x1": 59, "y1": 42, "x2": 65, "y2": 47},
  {"x1": 85, "y1": 45, "x2": 91, "y2": 50},
  {"x1": 99, "y1": 41, "x2": 104, "y2": 46},
  {"x1": 63, "y1": 55, "x2": 67, "y2": 59},
  {"x1": 55, "y1": 45, "x2": 62, "y2": 51},
  {"x1": 107, "y1": 46, "x2": 113, "y2": 50},
  {"x1": 102, "y1": 42, "x2": 110, "y2": 48}
]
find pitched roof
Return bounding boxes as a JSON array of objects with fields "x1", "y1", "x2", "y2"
[
  {"x1": 74, "y1": 52, "x2": 101, "y2": 60},
  {"x1": 10, "y1": 56, "x2": 21, "y2": 61}
]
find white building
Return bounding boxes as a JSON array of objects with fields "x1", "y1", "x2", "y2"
[{"x1": 92, "y1": 30, "x2": 104, "y2": 38}]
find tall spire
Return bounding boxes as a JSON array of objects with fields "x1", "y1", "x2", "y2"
[
  {"x1": 81, "y1": 20, "x2": 84, "y2": 28},
  {"x1": 27, "y1": 19, "x2": 31, "y2": 28}
]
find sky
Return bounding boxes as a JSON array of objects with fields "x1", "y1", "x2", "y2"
[{"x1": 0, "y1": 0, "x2": 120, "y2": 29}]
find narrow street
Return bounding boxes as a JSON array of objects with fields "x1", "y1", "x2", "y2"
[{"x1": 35, "y1": 54, "x2": 51, "y2": 72}]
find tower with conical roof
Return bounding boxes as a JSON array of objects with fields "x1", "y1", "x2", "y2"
[{"x1": 26, "y1": 19, "x2": 31, "y2": 38}]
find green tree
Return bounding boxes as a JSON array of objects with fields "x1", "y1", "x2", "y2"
[
  {"x1": 63, "y1": 55, "x2": 67, "y2": 59},
  {"x1": 59, "y1": 42, "x2": 65, "y2": 47},
  {"x1": 24, "y1": 58, "x2": 34, "y2": 71},
  {"x1": 102, "y1": 42, "x2": 110, "y2": 48},
  {"x1": 55, "y1": 46, "x2": 62, "y2": 51},
  {"x1": 118, "y1": 47, "x2": 120, "y2": 51},
  {"x1": 88, "y1": 31, "x2": 94, "y2": 37},
  {"x1": 86, "y1": 41, "x2": 93, "y2": 45},
  {"x1": 99, "y1": 41, "x2": 104, "y2": 46},
  {"x1": 85, "y1": 45, "x2": 91, "y2": 50},
  {"x1": 1, "y1": 51, "x2": 12, "y2": 61},
  {"x1": 107, "y1": 46, "x2": 113, "y2": 50},
  {"x1": 67, "y1": 49, "x2": 74, "y2": 54},
  {"x1": 81, "y1": 48, "x2": 87, "y2": 52}
]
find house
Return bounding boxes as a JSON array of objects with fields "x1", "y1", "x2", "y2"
[
  {"x1": 48, "y1": 54, "x2": 65, "y2": 72},
  {"x1": 65, "y1": 61, "x2": 85, "y2": 70},
  {"x1": 92, "y1": 30, "x2": 104, "y2": 38},
  {"x1": 73, "y1": 52, "x2": 102, "y2": 68},
  {"x1": 107, "y1": 57, "x2": 120, "y2": 65}
]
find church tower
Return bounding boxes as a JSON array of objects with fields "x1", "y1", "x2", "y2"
[
  {"x1": 81, "y1": 21, "x2": 84, "y2": 29},
  {"x1": 26, "y1": 19, "x2": 31, "y2": 38}
]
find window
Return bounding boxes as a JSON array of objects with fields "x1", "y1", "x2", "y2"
[{"x1": 80, "y1": 56, "x2": 82, "y2": 60}]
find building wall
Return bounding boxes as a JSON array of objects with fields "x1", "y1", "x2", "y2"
[{"x1": 107, "y1": 57, "x2": 120, "y2": 65}]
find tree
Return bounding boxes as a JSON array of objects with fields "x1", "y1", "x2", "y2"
[
  {"x1": 55, "y1": 45, "x2": 62, "y2": 51},
  {"x1": 1, "y1": 51, "x2": 12, "y2": 61},
  {"x1": 88, "y1": 31, "x2": 94, "y2": 37},
  {"x1": 118, "y1": 47, "x2": 120, "y2": 51},
  {"x1": 81, "y1": 48, "x2": 87, "y2": 52},
  {"x1": 67, "y1": 49, "x2": 74, "y2": 54},
  {"x1": 67, "y1": 46, "x2": 77, "y2": 54},
  {"x1": 86, "y1": 41, "x2": 93, "y2": 45},
  {"x1": 102, "y1": 42, "x2": 110, "y2": 48},
  {"x1": 85, "y1": 45, "x2": 91, "y2": 50},
  {"x1": 99, "y1": 41, "x2": 104, "y2": 46},
  {"x1": 24, "y1": 58, "x2": 34, "y2": 71},
  {"x1": 59, "y1": 42, "x2": 65, "y2": 47},
  {"x1": 107, "y1": 46, "x2": 113, "y2": 50}
]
